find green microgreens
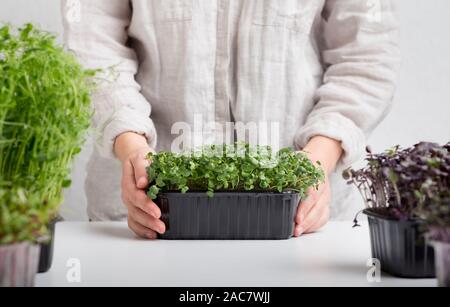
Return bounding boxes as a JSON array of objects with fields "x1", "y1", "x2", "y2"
[
  {"x1": 0, "y1": 24, "x2": 95, "y2": 244},
  {"x1": 147, "y1": 143, "x2": 324, "y2": 200}
]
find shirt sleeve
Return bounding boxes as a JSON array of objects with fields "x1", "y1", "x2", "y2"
[
  {"x1": 62, "y1": 0, "x2": 157, "y2": 159},
  {"x1": 294, "y1": 0, "x2": 401, "y2": 167}
]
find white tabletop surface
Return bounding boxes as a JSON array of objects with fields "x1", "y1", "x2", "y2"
[{"x1": 35, "y1": 221, "x2": 437, "y2": 287}]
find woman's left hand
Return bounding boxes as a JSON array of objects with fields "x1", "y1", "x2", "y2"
[{"x1": 294, "y1": 136, "x2": 343, "y2": 237}]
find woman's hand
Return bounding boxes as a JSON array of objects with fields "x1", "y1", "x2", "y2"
[
  {"x1": 294, "y1": 136, "x2": 343, "y2": 237},
  {"x1": 115, "y1": 132, "x2": 166, "y2": 239}
]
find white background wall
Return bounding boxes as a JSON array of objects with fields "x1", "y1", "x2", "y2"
[{"x1": 1, "y1": 0, "x2": 449, "y2": 221}]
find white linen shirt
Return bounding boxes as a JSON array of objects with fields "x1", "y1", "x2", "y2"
[{"x1": 62, "y1": 0, "x2": 400, "y2": 221}]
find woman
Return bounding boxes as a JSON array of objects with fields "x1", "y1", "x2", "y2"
[{"x1": 62, "y1": 0, "x2": 400, "y2": 239}]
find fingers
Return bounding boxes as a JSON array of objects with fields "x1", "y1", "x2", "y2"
[
  {"x1": 120, "y1": 147, "x2": 163, "y2": 240},
  {"x1": 129, "y1": 205, "x2": 166, "y2": 234},
  {"x1": 295, "y1": 186, "x2": 323, "y2": 225},
  {"x1": 295, "y1": 203, "x2": 322, "y2": 237},
  {"x1": 305, "y1": 206, "x2": 331, "y2": 234},
  {"x1": 131, "y1": 189, "x2": 162, "y2": 219},
  {"x1": 128, "y1": 217, "x2": 157, "y2": 240},
  {"x1": 130, "y1": 152, "x2": 150, "y2": 189},
  {"x1": 121, "y1": 185, "x2": 161, "y2": 218},
  {"x1": 294, "y1": 204, "x2": 328, "y2": 237},
  {"x1": 294, "y1": 186, "x2": 331, "y2": 237},
  {"x1": 124, "y1": 192, "x2": 165, "y2": 239},
  {"x1": 121, "y1": 154, "x2": 162, "y2": 219}
]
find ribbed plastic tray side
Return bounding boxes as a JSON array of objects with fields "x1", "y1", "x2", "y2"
[
  {"x1": 38, "y1": 216, "x2": 63, "y2": 273},
  {"x1": 156, "y1": 192, "x2": 300, "y2": 240},
  {"x1": 367, "y1": 213, "x2": 435, "y2": 278}
]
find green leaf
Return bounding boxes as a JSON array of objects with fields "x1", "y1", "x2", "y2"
[
  {"x1": 62, "y1": 179, "x2": 72, "y2": 188},
  {"x1": 0, "y1": 23, "x2": 95, "y2": 243},
  {"x1": 147, "y1": 185, "x2": 160, "y2": 200},
  {"x1": 145, "y1": 143, "x2": 324, "y2": 199}
]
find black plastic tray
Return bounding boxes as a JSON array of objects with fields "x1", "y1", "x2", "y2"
[
  {"x1": 365, "y1": 209, "x2": 435, "y2": 278},
  {"x1": 155, "y1": 192, "x2": 300, "y2": 240},
  {"x1": 38, "y1": 217, "x2": 62, "y2": 273}
]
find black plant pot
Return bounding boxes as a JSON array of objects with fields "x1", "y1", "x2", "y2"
[
  {"x1": 155, "y1": 192, "x2": 300, "y2": 240},
  {"x1": 365, "y1": 209, "x2": 435, "y2": 278},
  {"x1": 38, "y1": 217, "x2": 62, "y2": 274}
]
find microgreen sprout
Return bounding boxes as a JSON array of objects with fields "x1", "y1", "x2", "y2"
[
  {"x1": 343, "y1": 142, "x2": 450, "y2": 221},
  {"x1": 147, "y1": 143, "x2": 324, "y2": 200},
  {"x1": 0, "y1": 24, "x2": 95, "y2": 244}
]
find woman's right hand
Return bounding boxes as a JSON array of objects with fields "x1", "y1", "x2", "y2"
[{"x1": 115, "y1": 133, "x2": 166, "y2": 239}]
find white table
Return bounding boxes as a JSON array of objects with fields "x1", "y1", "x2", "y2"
[{"x1": 36, "y1": 221, "x2": 437, "y2": 287}]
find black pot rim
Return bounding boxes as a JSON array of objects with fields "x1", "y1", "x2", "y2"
[{"x1": 363, "y1": 208, "x2": 424, "y2": 225}]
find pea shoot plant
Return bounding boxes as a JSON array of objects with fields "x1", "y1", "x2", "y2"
[
  {"x1": 0, "y1": 24, "x2": 95, "y2": 244},
  {"x1": 147, "y1": 143, "x2": 324, "y2": 200},
  {"x1": 0, "y1": 187, "x2": 57, "y2": 245},
  {"x1": 343, "y1": 142, "x2": 450, "y2": 221}
]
